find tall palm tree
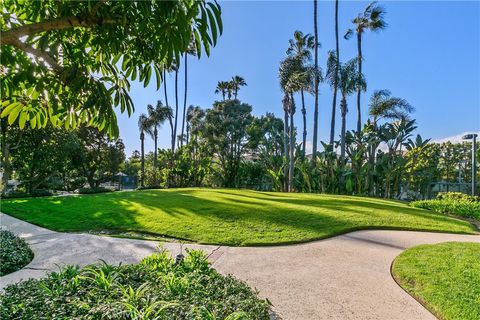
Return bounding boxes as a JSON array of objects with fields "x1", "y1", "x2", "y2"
[
  {"x1": 180, "y1": 43, "x2": 197, "y2": 148},
  {"x1": 138, "y1": 113, "x2": 153, "y2": 187},
  {"x1": 345, "y1": 1, "x2": 387, "y2": 132},
  {"x1": 312, "y1": 0, "x2": 320, "y2": 157},
  {"x1": 147, "y1": 101, "x2": 173, "y2": 176},
  {"x1": 163, "y1": 67, "x2": 176, "y2": 152},
  {"x1": 282, "y1": 93, "x2": 290, "y2": 192},
  {"x1": 329, "y1": 0, "x2": 340, "y2": 146},
  {"x1": 286, "y1": 30, "x2": 315, "y2": 156},
  {"x1": 326, "y1": 54, "x2": 365, "y2": 163},
  {"x1": 280, "y1": 56, "x2": 308, "y2": 191},
  {"x1": 173, "y1": 63, "x2": 179, "y2": 151},
  {"x1": 231, "y1": 75, "x2": 247, "y2": 99},
  {"x1": 214, "y1": 81, "x2": 231, "y2": 101}
]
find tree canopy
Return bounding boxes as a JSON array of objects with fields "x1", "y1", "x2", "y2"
[{"x1": 0, "y1": 0, "x2": 222, "y2": 136}]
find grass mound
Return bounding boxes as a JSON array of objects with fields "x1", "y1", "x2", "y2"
[
  {"x1": 0, "y1": 249, "x2": 270, "y2": 319},
  {"x1": 0, "y1": 230, "x2": 34, "y2": 276},
  {"x1": 392, "y1": 242, "x2": 480, "y2": 320},
  {"x1": 2, "y1": 188, "x2": 476, "y2": 245}
]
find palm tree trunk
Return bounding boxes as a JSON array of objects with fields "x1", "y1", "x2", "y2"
[
  {"x1": 301, "y1": 89, "x2": 307, "y2": 157},
  {"x1": 164, "y1": 69, "x2": 175, "y2": 152},
  {"x1": 140, "y1": 132, "x2": 145, "y2": 187},
  {"x1": 340, "y1": 96, "x2": 347, "y2": 191},
  {"x1": 312, "y1": 0, "x2": 319, "y2": 158},
  {"x1": 173, "y1": 69, "x2": 179, "y2": 152},
  {"x1": 329, "y1": 0, "x2": 339, "y2": 146},
  {"x1": 180, "y1": 54, "x2": 188, "y2": 148},
  {"x1": 340, "y1": 97, "x2": 347, "y2": 161},
  {"x1": 284, "y1": 110, "x2": 289, "y2": 192},
  {"x1": 356, "y1": 32, "x2": 363, "y2": 133},
  {"x1": 289, "y1": 95, "x2": 295, "y2": 192},
  {"x1": 153, "y1": 127, "x2": 158, "y2": 176}
]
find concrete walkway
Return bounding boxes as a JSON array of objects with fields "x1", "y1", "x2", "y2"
[{"x1": 1, "y1": 213, "x2": 479, "y2": 320}]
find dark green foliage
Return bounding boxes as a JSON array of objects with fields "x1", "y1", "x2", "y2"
[
  {"x1": 0, "y1": 249, "x2": 270, "y2": 320},
  {"x1": 411, "y1": 192, "x2": 480, "y2": 220},
  {"x1": 0, "y1": 230, "x2": 33, "y2": 276},
  {"x1": 2, "y1": 189, "x2": 53, "y2": 199},
  {"x1": 78, "y1": 187, "x2": 114, "y2": 194}
]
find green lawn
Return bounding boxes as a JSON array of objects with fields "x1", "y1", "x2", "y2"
[
  {"x1": 392, "y1": 242, "x2": 480, "y2": 320},
  {"x1": 1, "y1": 188, "x2": 476, "y2": 245}
]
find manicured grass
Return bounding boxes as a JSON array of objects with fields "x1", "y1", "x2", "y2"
[
  {"x1": 392, "y1": 242, "x2": 480, "y2": 320},
  {"x1": 1, "y1": 188, "x2": 477, "y2": 246}
]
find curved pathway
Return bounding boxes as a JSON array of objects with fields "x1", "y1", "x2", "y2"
[{"x1": 1, "y1": 213, "x2": 479, "y2": 319}]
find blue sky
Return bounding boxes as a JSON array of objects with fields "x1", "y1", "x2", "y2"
[{"x1": 117, "y1": 0, "x2": 480, "y2": 156}]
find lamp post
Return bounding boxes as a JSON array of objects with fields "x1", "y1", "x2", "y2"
[{"x1": 462, "y1": 134, "x2": 478, "y2": 196}]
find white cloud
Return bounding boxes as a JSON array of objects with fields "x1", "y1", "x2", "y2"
[{"x1": 432, "y1": 131, "x2": 480, "y2": 144}]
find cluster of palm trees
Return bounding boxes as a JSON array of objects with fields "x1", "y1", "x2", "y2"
[
  {"x1": 278, "y1": 1, "x2": 388, "y2": 191},
  {"x1": 214, "y1": 76, "x2": 247, "y2": 100}
]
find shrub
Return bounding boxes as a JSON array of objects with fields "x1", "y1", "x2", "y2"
[
  {"x1": 411, "y1": 194, "x2": 480, "y2": 220},
  {"x1": 77, "y1": 187, "x2": 113, "y2": 194},
  {"x1": 0, "y1": 249, "x2": 270, "y2": 319},
  {"x1": 436, "y1": 192, "x2": 479, "y2": 202},
  {"x1": 0, "y1": 230, "x2": 34, "y2": 276},
  {"x1": 2, "y1": 189, "x2": 53, "y2": 199}
]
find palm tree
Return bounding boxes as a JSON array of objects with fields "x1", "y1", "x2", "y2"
[
  {"x1": 147, "y1": 101, "x2": 173, "y2": 177},
  {"x1": 287, "y1": 30, "x2": 315, "y2": 156},
  {"x1": 173, "y1": 62, "x2": 179, "y2": 151},
  {"x1": 138, "y1": 113, "x2": 153, "y2": 187},
  {"x1": 312, "y1": 0, "x2": 320, "y2": 157},
  {"x1": 230, "y1": 75, "x2": 247, "y2": 99},
  {"x1": 345, "y1": 1, "x2": 387, "y2": 132},
  {"x1": 368, "y1": 89, "x2": 413, "y2": 126},
  {"x1": 366, "y1": 89, "x2": 413, "y2": 195},
  {"x1": 279, "y1": 56, "x2": 307, "y2": 191},
  {"x1": 214, "y1": 81, "x2": 231, "y2": 101},
  {"x1": 326, "y1": 54, "x2": 365, "y2": 163},
  {"x1": 186, "y1": 105, "x2": 205, "y2": 145},
  {"x1": 329, "y1": 0, "x2": 340, "y2": 146},
  {"x1": 180, "y1": 42, "x2": 197, "y2": 148}
]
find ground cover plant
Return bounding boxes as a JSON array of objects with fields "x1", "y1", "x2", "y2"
[
  {"x1": 0, "y1": 230, "x2": 34, "y2": 276},
  {"x1": 2, "y1": 188, "x2": 476, "y2": 246},
  {"x1": 0, "y1": 249, "x2": 270, "y2": 319},
  {"x1": 392, "y1": 242, "x2": 480, "y2": 320},
  {"x1": 411, "y1": 192, "x2": 480, "y2": 220}
]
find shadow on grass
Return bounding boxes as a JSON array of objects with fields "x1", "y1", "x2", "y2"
[{"x1": 1, "y1": 188, "x2": 476, "y2": 246}]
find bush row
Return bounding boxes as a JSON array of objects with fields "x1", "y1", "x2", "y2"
[
  {"x1": 0, "y1": 249, "x2": 270, "y2": 319},
  {"x1": 411, "y1": 193, "x2": 480, "y2": 220}
]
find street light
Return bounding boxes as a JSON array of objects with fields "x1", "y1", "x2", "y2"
[{"x1": 462, "y1": 133, "x2": 478, "y2": 196}]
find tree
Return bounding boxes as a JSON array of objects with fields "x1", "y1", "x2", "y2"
[
  {"x1": 76, "y1": 126, "x2": 126, "y2": 188},
  {"x1": 9, "y1": 125, "x2": 81, "y2": 193},
  {"x1": 138, "y1": 113, "x2": 153, "y2": 188},
  {"x1": 312, "y1": 0, "x2": 320, "y2": 157},
  {"x1": 1, "y1": 0, "x2": 223, "y2": 136},
  {"x1": 203, "y1": 100, "x2": 253, "y2": 187},
  {"x1": 186, "y1": 105, "x2": 205, "y2": 146},
  {"x1": 345, "y1": 1, "x2": 387, "y2": 132},
  {"x1": 147, "y1": 101, "x2": 172, "y2": 180},
  {"x1": 326, "y1": 54, "x2": 365, "y2": 164},
  {"x1": 180, "y1": 43, "x2": 197, "y2": 148},
  {"x1": 286, "y1": 30, "x2": 315, "y2": 156},
  {"x1": 330, "y1": 0, "x2": 340, "y2": 146},
  {"x1": 368, "y1": 90, "x2": 414, "y2": 126},
  {"x1": 215, "y1": 81, "x2": 231, "y2": 101},
  {"x1": 230, "y1": 75, "x2": 247, "y2": 99}
]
